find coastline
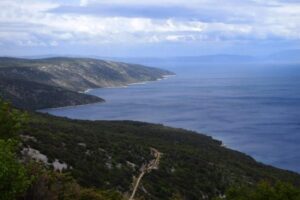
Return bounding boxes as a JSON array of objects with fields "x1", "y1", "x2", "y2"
[
  {"x1": 82, "y1": 74, "x2": 176, "y2": 94},
  {"x1": 38, "y1": 101, "x2": 104, "y2": 112},
  {"x1": 39, "y1": 74, "x2": 175, "y2": 112}
]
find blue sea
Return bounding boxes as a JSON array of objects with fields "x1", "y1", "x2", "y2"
[{"x1": 42, "y1": 62, "x2": 300, "y2": 173}]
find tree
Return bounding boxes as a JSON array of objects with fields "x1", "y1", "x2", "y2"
[
  {"x1": 0, "y1": 99, "x2": 31, "y2": 200},
  {"x1": 0, "y1": 139, "x2": 31, "y2": 200},
  {"x1": 0, "y1": 99, "x2": 27, "y2": 140}
]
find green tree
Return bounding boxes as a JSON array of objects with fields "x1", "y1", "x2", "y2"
[
  {"x1": 0, "y1": 99, "x2": 31, "y2": 200},
  {"x1": 0, "y1": 99, "x2": 27, "y2": 140},
  {"x1": 0, "y1": 139, "x2": 31, "y2": 200}
]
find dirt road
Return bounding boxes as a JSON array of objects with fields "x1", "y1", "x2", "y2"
[{"x1": 128, "y1": 148, "x2": 161, "y2": 200}]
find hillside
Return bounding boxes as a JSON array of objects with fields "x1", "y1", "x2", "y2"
[
  {"x1": 0, "y1": 57, "x2": 173, "y2": 110},
  {"x1": 20, "y1": 112, "x2": 300, "y2": 200},
  {"x1": 0, "y1": 77, "x2": 103, "y2": 110},
  {"x1": 0, "y1": 57, "x2": 173, "y2": 91}
]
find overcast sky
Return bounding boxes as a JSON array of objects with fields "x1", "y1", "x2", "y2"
[{"x1": 1, "y1": 0, "x2": 300, "y2": 57}]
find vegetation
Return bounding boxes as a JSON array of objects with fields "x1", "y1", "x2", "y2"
[
  {"x1": 0, "y1": 57, "x2": 172, "y2": 91},
  {"x1": 23, "y1": 162, "x2": 123, "y2": 200},
  {"x1": 0, "y1": 77, "x2": 103, "y2": 110},
  {"x1": 20, "y1": 111, "x2": 300, "y2": 200},
  {"x1": 0, "y1": 100, "x2": 123, "y2": 200},
  {"x1": 0, "y1": 99, "x2": 31, "y2": 200},
  {"x1": 214, "y1": 181, "x2": 300, "y2": 200},
  {"x1": 0, "y1": 100, "x2": 27, "y2": 139},
  {"x1": 0, "y1": 139, "x2": 31, "y2": 200}
]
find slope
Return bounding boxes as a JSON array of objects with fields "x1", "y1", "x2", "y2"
[
  {"x1": 21, "y1": 113, "x2": 300, "y2": 200},
  {"x1": 0, "y1": 76, "x2": 104, "y2": 110},
  {"x1": 0, "y1": 57, "x2": 174, "y2": 91}
]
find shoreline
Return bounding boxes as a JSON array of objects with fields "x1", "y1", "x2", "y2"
[
  {"x1": 39, "y1": 74, "x2": 175, "y2": 112},
  {"x1": 38, "y1": 101, "x2": 104, "y2": 112},
  {"x1": 82, "y1": 74, "x2": 176, "y2": 94}
]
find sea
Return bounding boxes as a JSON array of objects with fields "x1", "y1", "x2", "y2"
[{"x1": 41, "y1": 61, "x2": 300, "y2": 173}]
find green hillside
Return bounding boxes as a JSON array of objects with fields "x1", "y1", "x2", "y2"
[
  {"x1": 19, "y1": 112, "x2": 300, "y2": 200},
  {"x1": 0, "y1": 77, "x2": 103, "y2": 110}
]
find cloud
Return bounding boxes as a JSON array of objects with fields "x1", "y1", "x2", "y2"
[
  {"x1": 1, "y1": 0, "x2": 300, "y2": 50},
  {"x1": 51, "y1": 5, "x2": 199, "y2": 20}
]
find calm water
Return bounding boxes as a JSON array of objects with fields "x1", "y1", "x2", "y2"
[{"x1": 42, "y1": 62, "x2": 300, "y2": 173}]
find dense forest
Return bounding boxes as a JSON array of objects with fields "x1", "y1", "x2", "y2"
[{"x1": 1, "y1": 99, "x2": 300, "y2": 200}]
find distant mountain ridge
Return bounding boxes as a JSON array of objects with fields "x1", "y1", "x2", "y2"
[
  {"x1": 0, "y1": 57, "x2": 173, "y2": 109},
  {"x1": 14, "y1": 49, "x2": 300, "y2": 65},
  {"x1": 101, "y1": 49, "x2": 300, "y2": 65}
]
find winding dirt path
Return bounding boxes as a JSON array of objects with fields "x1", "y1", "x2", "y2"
[{"x1": 129, "y1": 148, "x2": 161, "y2": 200}]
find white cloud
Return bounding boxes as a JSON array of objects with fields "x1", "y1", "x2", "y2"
[
  {"x1": 79, "y1": 0, "x2": 207, "y2": 6},
  {"x1": 80, "y1": 0, "x2": 89, "y2": 6},
  {"x1": 165, "y1": 35, "x2": 196, "y2": 42},
  {"x1": 1, "y1": 0, "x2": 300, "y2": 48}
]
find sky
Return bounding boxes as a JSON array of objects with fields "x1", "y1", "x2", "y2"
[{"x1": 1, "y1": 0, "x2": 300, "y2": 57}]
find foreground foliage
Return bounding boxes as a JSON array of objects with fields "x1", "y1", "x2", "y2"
[
  {"x1": 0, "y1": 100, "x2": 123, "y2": 200},
  {"x1": 23, "y1": 163, "x2": 123, "y2": 200},
  {"x1": 0, "y1": 100, "x2": 31, "y2": 200},
  {"x1": 22, "y1": 112, "x2": 300, "y2": 199},
  {"x1": 0, "y1": 139, "x2": 31, "y2": 200},
  {"x1": 215, "y1": 181, "x2": 300, "y2": 200},
  {"x1": 0, "y1": 100, "x2": 27, "y2": 139}
]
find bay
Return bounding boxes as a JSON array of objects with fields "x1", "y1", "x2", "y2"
[{"x1": 42, "y1": 62, "x2": 300, "y2": 173}]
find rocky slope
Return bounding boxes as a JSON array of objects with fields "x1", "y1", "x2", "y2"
[{"x1": 0, "y1": 57, "x2": 173, "y2": 91}]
